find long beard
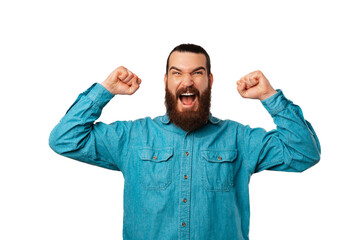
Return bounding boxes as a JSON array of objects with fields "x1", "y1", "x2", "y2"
[{"x1": 165, "y1": 84, "x2": 211, "y2": 132}]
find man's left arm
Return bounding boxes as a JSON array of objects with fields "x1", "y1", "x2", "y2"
[{"x1": 237, "y1": 70, "x2": 321, "y2": 173}]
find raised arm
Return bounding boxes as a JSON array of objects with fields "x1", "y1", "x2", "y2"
[
  {"x1": 236, "y1": 70, "x2": 321, "y2": 173},
  {"x1": 49, "y1": 66, "x2": 141, "y2": 171}
]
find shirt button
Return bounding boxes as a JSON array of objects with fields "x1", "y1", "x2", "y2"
[
  {"x1": 218, "y1": 156, "x2": 222, "y2": 160},
  {"x1": 183, "y1": 198, "x2": 187, "y2": 203},
  {"x1": 182, "y1": 222, "x2": 186, "y2": 227},
  {"x1": 185, "y1": 152, "x2": 189, "y2": 156},
  {"x1": 184, "y1": 175, "x2": 188, "y2": 179},
  {"x1": 153, "y1": 156, "x2": 157, "y2": 160}
]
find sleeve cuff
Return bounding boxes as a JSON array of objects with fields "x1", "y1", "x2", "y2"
[
  {"x1": 86, "y1": 83, "x2": 115, "y2": 109},
  {"x1": 261, "y1": 89, "x2": 290, "y2": 116}
]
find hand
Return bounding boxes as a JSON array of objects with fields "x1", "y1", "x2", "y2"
[
  {"x1": 101, "y1": 66, "x2": 141, "y2": 95},
  {"x1": 236, "y1": 70, "x2": 277, "y2": 101}
]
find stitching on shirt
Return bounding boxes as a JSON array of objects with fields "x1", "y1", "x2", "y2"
[
  {"x1": 200, "y1": 149, "x2": 236, "y2": 192},
  {"x1": 137, "y1": 147, "x2": 173, "y2": 191}
]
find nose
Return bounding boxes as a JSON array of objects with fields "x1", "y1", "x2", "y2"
[{"x1": 181, "y1": 73, "x2": 194, "y2": 88}]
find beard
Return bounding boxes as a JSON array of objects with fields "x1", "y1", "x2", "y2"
[{"x1": 165, "y1": 82, "x2": 211, "y2": 132}]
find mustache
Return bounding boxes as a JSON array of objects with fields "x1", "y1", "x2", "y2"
[{"x1": 176, "y1": 86, "x2": 200, "y2": 99}]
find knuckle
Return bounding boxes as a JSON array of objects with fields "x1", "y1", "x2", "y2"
[
  {"x1": 127, "y1": 71, "x2": 134, "y2": 78},
  {"x1": 118, "y1": 66, "x2": 127, "y2": 74},
  {"x1": 122, "y1": 71, "x2": 129, "y2": 79},
  {"x1": 117, "y1": 67, "x2": 127, "y2": 74},
  {"x1": 120, "y1": 66, "x2": 129, "y2": 75}
]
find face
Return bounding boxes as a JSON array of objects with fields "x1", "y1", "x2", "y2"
[
  {"x1": 164, "y1": 51, "x2": 214, "y2": 131},
  {"x1": 165, "y1": 51, "x2": 213, "y2": 112}
]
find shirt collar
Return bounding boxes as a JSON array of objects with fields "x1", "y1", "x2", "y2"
[{"x1": 160, "y1": 113, "x2": 221, "y2": 125}]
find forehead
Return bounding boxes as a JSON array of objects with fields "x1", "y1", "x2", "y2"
[{"x1": 168, "y1": 51, "x2": 207, "y2": 71}]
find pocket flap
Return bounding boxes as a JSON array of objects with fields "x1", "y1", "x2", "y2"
[
  {"x1": 139, "y1": 147, "x2": 174, "y2": 162},
  {"x1": 201, "y1": 149, "x2": 237, "y2": 163}
]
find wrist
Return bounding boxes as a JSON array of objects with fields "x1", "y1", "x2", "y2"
[
  {"x1": 86, "y1": 83, "x2": 115, "y2": 108},
  {"x1": 261, "y1": 90, "x2": 289, "y2": 116},
  {"x1": 259, "y1": 89, "x2": 277, "y2": 101},
  {"x1": 101, "y1": 81, "x2": 116, "y2": 95}
]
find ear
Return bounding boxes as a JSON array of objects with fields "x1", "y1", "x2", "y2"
[
  {"x1": 164, "y1": 74, "x2": 168, "y2": 90},
  {"x1": 209, "y1": 73, "x2": 214, "y2": 88}
]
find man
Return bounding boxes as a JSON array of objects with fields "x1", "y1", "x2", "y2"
[{"x1": 49, "y1": 44, "x2": 321, "y2": 240}]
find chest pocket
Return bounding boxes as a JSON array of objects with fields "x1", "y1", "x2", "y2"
[
  {"x1": 201, "y1": 149, "x2": 237, "y2": 191},
  {"x1": 138, "y1": 147, "x2": 173, "y2": 191}
]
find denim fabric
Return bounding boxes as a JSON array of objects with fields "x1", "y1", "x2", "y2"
[{"x1": 49, "y1": 83, "x2": 321, "y2": 240}]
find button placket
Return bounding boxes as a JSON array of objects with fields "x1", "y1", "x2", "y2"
[{"x1": 179, "y1": 132, "x2": 192, "y2": 239}]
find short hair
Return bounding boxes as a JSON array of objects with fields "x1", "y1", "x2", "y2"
[{"x1": 166, "y1": 43, "x2": 211, "y2": 75}]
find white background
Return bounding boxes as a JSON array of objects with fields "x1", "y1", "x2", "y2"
[{"x1": 1, "y1": 0, "x2": 360, "y2": 239}]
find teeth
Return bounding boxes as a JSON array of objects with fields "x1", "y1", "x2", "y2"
[{"x1": 181, "y1": 93, "x2": 195, "y2": 96}]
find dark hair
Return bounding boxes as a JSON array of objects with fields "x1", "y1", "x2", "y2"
[{"x1": 166, "y1": 43, "x2": 211, "y2": 75}]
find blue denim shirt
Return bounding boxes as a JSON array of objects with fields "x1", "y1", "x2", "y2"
[{"x1": 49, "y1": 83, "x2": 321, "y2": 240}]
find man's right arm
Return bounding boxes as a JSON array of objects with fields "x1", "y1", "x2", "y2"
[{"x1": 49, "y1": 66, "x2": 141, "y2": 171}]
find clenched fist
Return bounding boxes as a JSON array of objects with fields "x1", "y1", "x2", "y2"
[
  {"x1": 101, "y1": 66, "x2": 141, "y2": 95},
  {"x1": 236, "y1": 70, "x2": 277, "y2": 101}
]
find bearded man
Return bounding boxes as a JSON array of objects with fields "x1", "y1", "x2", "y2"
[{"x1": 49, "y1": 44, "x2": 321, "y2": 240}]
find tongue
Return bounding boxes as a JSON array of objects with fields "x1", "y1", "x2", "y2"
[{"x1": 182, "y1": 96, "x2": 194, "y2": 105}]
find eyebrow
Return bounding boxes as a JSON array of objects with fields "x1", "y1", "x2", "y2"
[{"x1": 169, "y1": 66, "x2": 206, "y2": 73}]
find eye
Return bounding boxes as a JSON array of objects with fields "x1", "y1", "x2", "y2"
[
  {"x1": 173, "y1": 71, "x2": 181, "y2": 75},
  {"x1": 193, "y1": 71, "x2": 203, "y2": 75}
]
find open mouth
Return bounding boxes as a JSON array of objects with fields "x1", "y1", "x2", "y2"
[{"x1": 179, "y1": 93, "x2": 198, "y2": 107}]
